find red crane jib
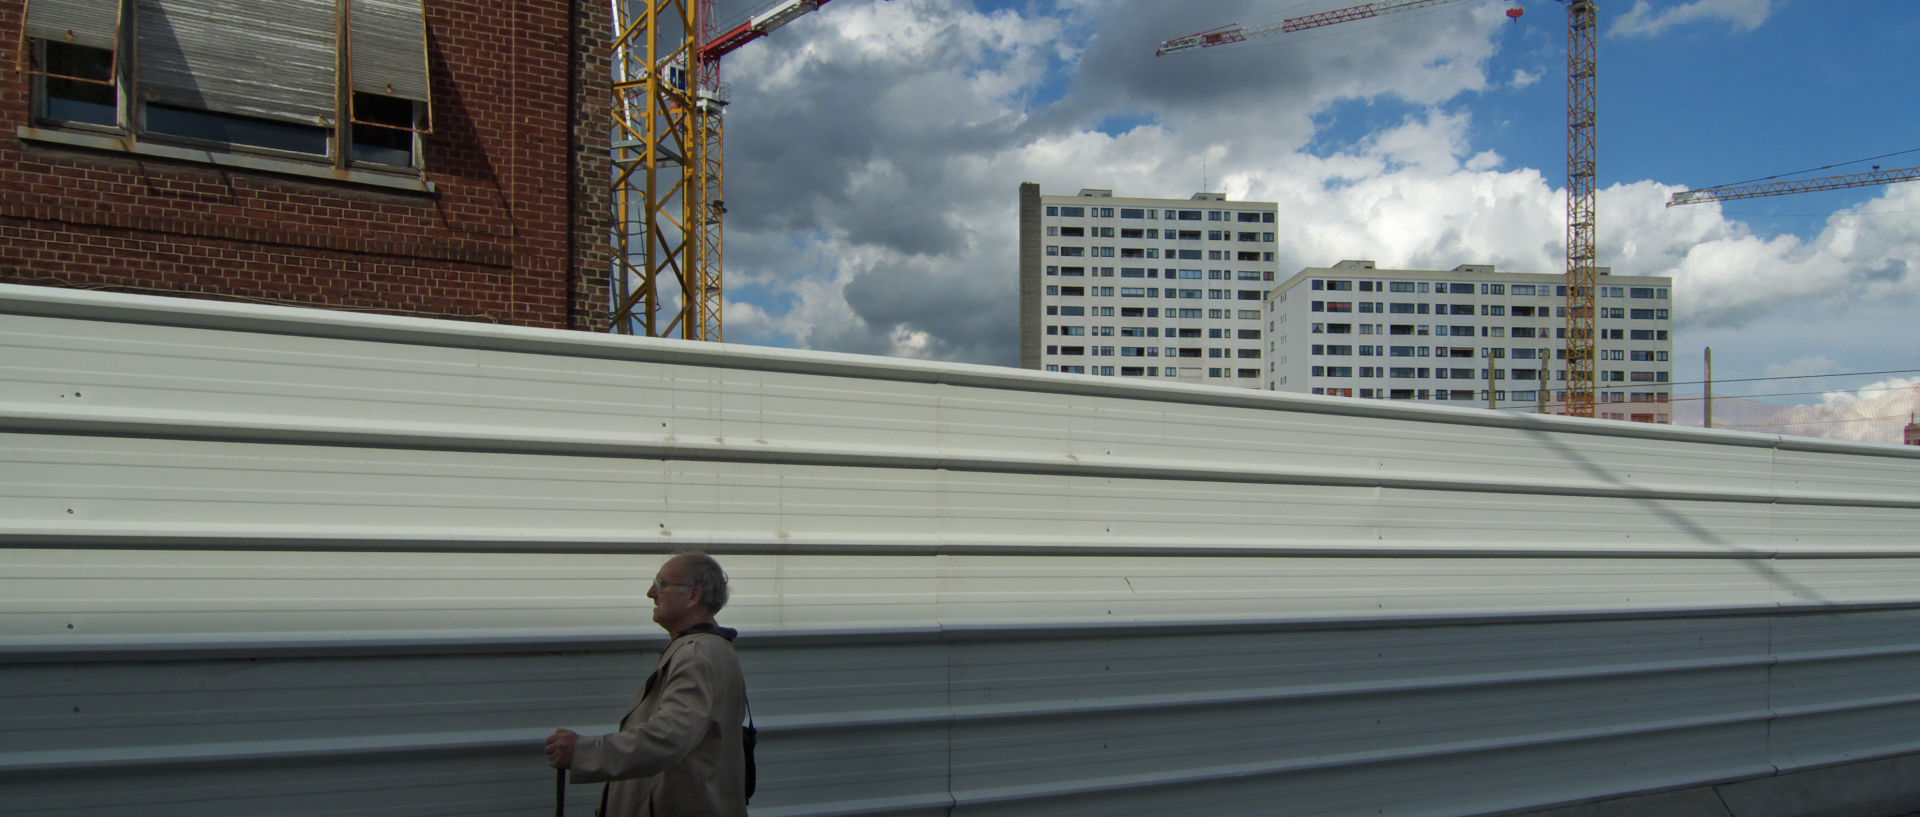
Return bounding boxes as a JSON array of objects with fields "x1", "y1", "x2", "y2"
[{"x1": 1285, "y1": 3, "x2": 1381, "y2": 32}]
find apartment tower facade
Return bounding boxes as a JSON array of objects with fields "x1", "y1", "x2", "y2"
[
  {"x1": 1267, "y1": 260, "x2": 1676, "y2": 422},
  {"x1": 1018, "y1": 183, "x2": 1279, "y2": 388}
]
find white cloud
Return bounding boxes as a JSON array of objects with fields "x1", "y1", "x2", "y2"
[
  {"x1": 1508, "y1": 68, "x2": 1540, "y2": 89},
  {"x1": 697, "y1": 0, "x2": 1917, "y2": 419},
  {"x1": 1675, "y1": 377, "x2": 1920, "y2": 444},
  {"x1": 1763, "y1": 355, "x2": 1838, "y2": 381},
  {"x1": 1613, "y1": 0, "x2": 1773, "y2": 38}
]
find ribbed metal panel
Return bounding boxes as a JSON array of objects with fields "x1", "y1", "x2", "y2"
[
  {"x1": 135, "y1": 0, "x2": 337, "y2": 124},
  {"x1": 24, "y1": 0, "x2": 121, "y2": 50},
  {"x1": 2, "y1": 283, "x2": 1918, "y2": 817},
  {"x1": 348, "y1": 0, "x2": 428, "y2": 102}
]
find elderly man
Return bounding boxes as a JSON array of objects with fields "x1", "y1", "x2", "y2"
[{"x1": 546, "y1": 552, "x2": 748, "y2": 817}]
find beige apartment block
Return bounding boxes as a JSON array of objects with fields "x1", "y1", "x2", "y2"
[{"x1": 1267, "y1": 260, "x2": 1677, "y2": 423}]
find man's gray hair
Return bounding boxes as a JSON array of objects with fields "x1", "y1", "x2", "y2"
[{"x1": 674, "y1": 551, "x2": 729, "y2": 614}]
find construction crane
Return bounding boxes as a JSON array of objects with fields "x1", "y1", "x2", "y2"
[
  {"x1": 1666, "y1": 165, "x2": 1920, "y2": 206},
  {"x1": 610, "y1": 0, "x2": 836, "y2": 341},
  {"x1": 1157, "y1": 0, "x2": 1604, "y2": 418}
]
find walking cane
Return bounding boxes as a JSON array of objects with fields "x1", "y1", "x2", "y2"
[{"x1": 555, "y1": 769, "x2": 566, "y2": 817}]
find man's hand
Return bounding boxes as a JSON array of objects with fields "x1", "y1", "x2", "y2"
[{"x1": 545, "y1": 729, "x2": 579, "y2": 770}]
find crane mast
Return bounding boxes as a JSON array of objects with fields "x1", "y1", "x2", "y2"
[
  {"x1": 1562, "y1": 0, "x2": 1598, "y2": 418},
  {"x1": 1159, "y1": 0, "x2": 1603, "y2": 417},
  {"x1": 1667, "y1": 165, "x2": 1920, "y2": 206},
  {"x1": 610, "y1": 0, "x2": 833, "y2": 341}
]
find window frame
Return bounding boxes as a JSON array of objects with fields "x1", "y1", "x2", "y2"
[{"x1": 21, "y1": 0, "x2": 432, "y2": 185}]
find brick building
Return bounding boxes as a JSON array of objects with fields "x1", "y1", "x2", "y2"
[{"x1": 2, "y1": 0, "x2": 611, "y2": 330}]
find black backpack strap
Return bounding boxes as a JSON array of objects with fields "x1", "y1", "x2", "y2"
[{"x1": 742, "y1": 694, "x2": 758, "y2": 804}]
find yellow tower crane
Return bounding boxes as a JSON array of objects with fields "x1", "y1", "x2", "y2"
[
  {"x1": 1158, "y1": 0, "x2": 1604, "y2": 417},
  {"x1": 610, "y1": 0, "x2": 837, "y2": 340}
]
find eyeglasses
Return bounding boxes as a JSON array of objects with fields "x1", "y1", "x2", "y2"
[{"x1": 651, "y1": 579, "x2": 694, "y2": 593}]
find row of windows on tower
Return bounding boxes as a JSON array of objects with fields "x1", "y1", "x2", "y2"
[
  {"x1": 1046, "y1": 246, "x2": 1275, "y2": 261},
  {"x1": 1046, "y1": 206, "x2": 1275, "y2": 223},
  {"x1": 1047, "y1": 306, "x2": 1263, "y2": 320},
  {"x1": 1045, "y1": 267, "x2": 1275, "y2": 281},
  {"x1": 1046, "y1": 226, "x2": 1277, "y2": 242},
  {"x1": 1308, "y1": 302, "x2": 1669, "y2": 319},
  {"x1": 1302, "y1": 324, "x2": 1671, "y2": 341},
  {"x1": 1309, "y1": 344, "x2": 1667, "y2": 361},
  {"x1": 1306, "y1": 365, "x2": 1668, "y2": 383},
  {"x1": 1310, "y1": 280, "x2": 1669, "y2": 299}
]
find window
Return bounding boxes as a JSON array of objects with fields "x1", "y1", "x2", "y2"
[
  {"x1": 1059, "y1": 206, "x2": 1085, "y2": 217},
  {"x1": 24, "y1": 0, "x2": 433, "y2": 172},
  {"x1": 1119, "y1": 208, "x2": 1145, "y2": 219}
]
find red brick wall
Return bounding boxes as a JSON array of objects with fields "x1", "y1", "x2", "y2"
[{"x1": 0, "y1": 0, "x2": 612, "y2": 331}]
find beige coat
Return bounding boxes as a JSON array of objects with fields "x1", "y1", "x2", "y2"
[{"x1": 572, "y1": 628, "x2": 747, "y2": 817}]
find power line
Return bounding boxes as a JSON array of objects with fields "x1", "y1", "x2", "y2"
[
  {"x1": 1487, "y1": 382, "x2": 1918, "y2": 414},
  {"x1": 1700, "y1": 146, "x2": 1920, "y2": 191},
  {"x1": 1662, "y1": 367, "x2": 1920, "y2": 390},
  {"x1": 1724, "y1": 416, "x2": 1913, "y2": 429},
  {"x1": 1666, "y1": 385, "x2": 1920, "y2": 403}
]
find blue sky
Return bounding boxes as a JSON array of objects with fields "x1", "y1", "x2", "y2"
[{"x1": 692, "y1": 0, "x2": 1919, "y2": 440}]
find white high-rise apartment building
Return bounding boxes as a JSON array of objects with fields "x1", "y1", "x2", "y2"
[
  {"x1": 1267, "y1": 260, "x2": 1677, "y2": 423},
  {"x1": 1018, "y1": 184, "x2": 1279, "y2": 388}
]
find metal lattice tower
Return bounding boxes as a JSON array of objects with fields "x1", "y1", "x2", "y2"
[
  {"x1": 1562, "y1": 0, "x2": 1598, "y2": 417},
  {"x1": 609, "y1": 0, "x2": 717, "y2": 340},
  {"x1": 607, "y1": 0, "x2": 833, "y2": 341}
]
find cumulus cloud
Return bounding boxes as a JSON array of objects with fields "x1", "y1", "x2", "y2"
[
  {"x1": 1673, "y1": 377, "x2": 1920, "y2": 444},
  {"x1": 1764, "y1": 355, "x2": 1838, "y2": 381},
  {"x1": 1613, "y1": 0, "x2": 1773, "y2": 38},
  {"x1": 689, "y1": 0, "x2": 1918, "y2": 442}
]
